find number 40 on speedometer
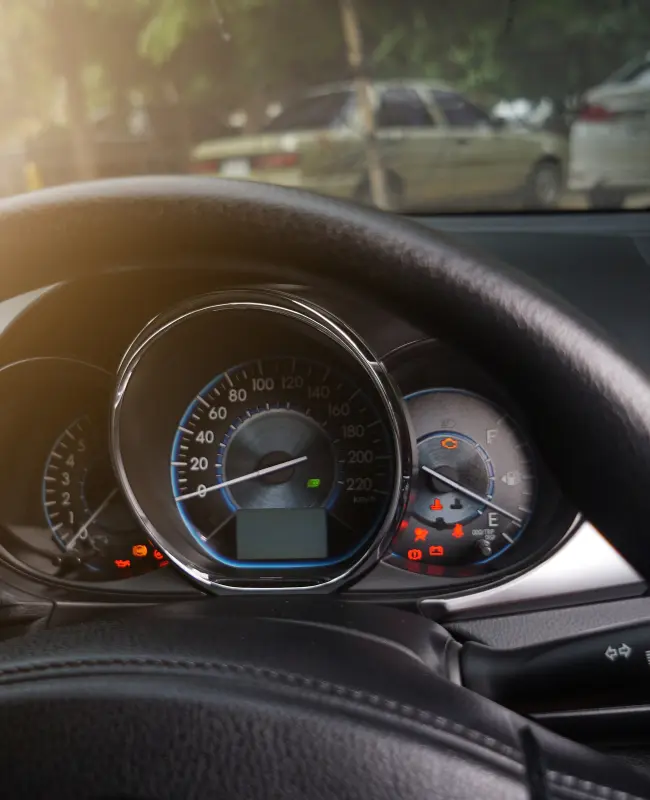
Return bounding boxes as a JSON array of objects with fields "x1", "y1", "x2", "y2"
[{"x1": 170, "y1": 356, "x2": 395, "y2": 569}]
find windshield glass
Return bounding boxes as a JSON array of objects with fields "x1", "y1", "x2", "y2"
[{"x1": 1, "y1": 0, "x2": 649, "y2": 213}]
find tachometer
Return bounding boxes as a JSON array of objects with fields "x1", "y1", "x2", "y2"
[
  {"x1": 43, "y1": 415, "x2": 165, "y2": 580},
  {"x1": 171, "y1": 356, "x2": 394, "y2": 567}
]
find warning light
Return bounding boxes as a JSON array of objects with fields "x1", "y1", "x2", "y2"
[
  {"x1": 414, "y1": 527, "x2": 428, "y2": 542},
  {"x1": 452, "y1": 523, "x2": 464, "y2": 539},
  {"x1": 429, "y1": 545, "x2": 445, "y2": 557},
  {"x1": 430, "y1": 498, "x2": 443, "y2": 511},
  {"x1": 132, "y1": 544, "x2": 148, "y2": 558},
  {"x1": 153, "y1": 549, "x2": 164, "y2": 561},
  {"x1": 114, "y1": 559, "x2": 131, "y2": 569},
  {"x1": 441, "y1": 437, "x2": 458, "y2": 450},
  {"x1": 307, "y1": 478, "x2": 321, "y2": 489},
  {"x1": 407, "y1": 549, "x2": 423, "y2": 561},
  {"x1": 158, "y1": 560, "x2": 169, "y2": 568},
  {"x1": 399, "y1": 519, "x2": 409, "y2": 531}
]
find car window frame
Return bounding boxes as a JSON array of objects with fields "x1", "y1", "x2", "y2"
[
  {"x1": 263, "y1": 90, "x2": 354, "y2": 133},
  {"x1": 375, "y1": 85, "x2": 438, "y2": 130},
  {"x1": 430, "y1": 89, "x2": 494, "y2": 130}
]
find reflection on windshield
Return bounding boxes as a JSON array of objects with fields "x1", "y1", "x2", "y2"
[{"x1": 0, "y1": 0, "x2": 648, "y2": 213}]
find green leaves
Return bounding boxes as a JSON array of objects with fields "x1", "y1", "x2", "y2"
[{"x1": 138, "y1": 0, "x2": 201, "y2": 64}]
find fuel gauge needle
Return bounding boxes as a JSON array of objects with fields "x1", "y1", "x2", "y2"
[{"x1": 421, "y1": 465, "x2": 522, "y2": 525}]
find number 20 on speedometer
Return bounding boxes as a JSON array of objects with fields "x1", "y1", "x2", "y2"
[{"x1": 170, "y1": 356, "x2": 395, "y2": 570}]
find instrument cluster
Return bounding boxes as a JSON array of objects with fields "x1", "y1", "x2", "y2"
[{"x1": 0, "y1": 288, "x2": 576, "y2": 596}]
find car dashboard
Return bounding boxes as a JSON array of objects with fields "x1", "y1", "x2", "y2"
[{"x1": 0, "y1": 211, "x2": 647, "y2": 637}]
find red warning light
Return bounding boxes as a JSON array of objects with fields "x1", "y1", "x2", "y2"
[
  {"x1": 430, "y1": 498, "x2": 443, "y2": 511},
  {"x1": 414, "y1": 527, "x2": 428, "y2": 542},
  {"x1": 452, "y1": 524, "x2": 464, "y2": 539},
  {"x1": 407, "y1": 549, "x2": 423, "y2": 561},
  {"x1": 399, "y1": 519, "x2": 409, "y2": 531},
  {"x1": 429, "y1": 545, "x2": 445, "y2": 557},
  {"x1": 158, "y1": 560, "x2": 169, "y2": 568},
  {"x1": 114, "y1": 559, "x2": 131, "y2": 569},
  {"x1": 153, "y1": 549, "x2": 164, "y2": 561}
]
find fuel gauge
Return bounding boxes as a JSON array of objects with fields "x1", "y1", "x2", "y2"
[{"x1": 392, "y1": 389, "x2": 536, "y2": 568}]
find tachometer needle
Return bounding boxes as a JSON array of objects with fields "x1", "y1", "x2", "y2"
[
  {"x1": 175, "y1": 455, "x2": 308, "y2": 503},
  {"x1": 421, "y1": 465, "x2": 523, "y2": 525},
  {"x1": 66, "y1": 488, "x2": 119, "y2": 551}
]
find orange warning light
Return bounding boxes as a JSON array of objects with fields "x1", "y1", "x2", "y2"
[
  {"x1": 153, "y1": 549, "x2": 164, "y2": 561},
  {"x1": 430, "y1": 498, "x2": 443, "y2": 511},
  {"x1": 429, "y1": 545, "x2": 445, "y2": 557},
  {"x1": 399, "y1": 519, "x2": 409, "y2": 531},
  {"x1": 414, "y1": 527, "x2": 428, "y2": 542},
  {"x1": 441, "y1": 437, "x2": 458, "y2": 450},
  {"x1": 407, "y1": 549, "x2": 423, "y2": 561},
  {"x1": 132, "y1": 544, "x2": 148, "y2": 558},
  {"x1": 114, "y1": 559, "x2": 131, "y2": 569},
  {"x1": 452, "y1": 524, "x2": 464, "y2": 539}
]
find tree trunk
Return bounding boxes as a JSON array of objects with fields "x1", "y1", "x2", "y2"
[
  {"x1": 65, "y1": 66, "x2": 96, "y2": 181},
  {"x1": 338, "y1": 0, "x2": 388, "y2": 209},
  {"x1": 52, "y1": 1, "x2": 96, "y2": 181}
]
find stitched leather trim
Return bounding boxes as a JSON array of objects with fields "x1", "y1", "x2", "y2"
[
  {"x1": 0, "y1": 656, "x2": 519, "y2": 758},
  {"x1": 0, "y1": 656, "x2": 645, "y2": 799},
  {"x1": 547, "y1": 771, "x2": 647, "y2": 800}
]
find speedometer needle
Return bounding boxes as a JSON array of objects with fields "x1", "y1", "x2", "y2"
[
  {"x1": 67, "y1": 488, "x2": 119, "y2": 551},
  {"x1": 175, "y1": 456, "x2": 308, "y2": 503},
  {"x1": 421, "y1": 465, "x2": 523, "y2": 525}
]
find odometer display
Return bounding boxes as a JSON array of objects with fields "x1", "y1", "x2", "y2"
[{"x1": 171, "y1": 356, "x2": 394, "y2": 569}]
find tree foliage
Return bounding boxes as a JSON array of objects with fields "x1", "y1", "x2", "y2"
[{"x1": 0, "y1": 0, "x2": 649, "y2": 176}]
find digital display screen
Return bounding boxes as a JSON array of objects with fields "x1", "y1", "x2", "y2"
[{"x1": 235, "y1": 508, "x2": 328, "y2": 561}]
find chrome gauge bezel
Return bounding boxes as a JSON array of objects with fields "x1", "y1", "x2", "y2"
[{"x1": 111, "y1": 289, "x2": 411, "y2": 594}]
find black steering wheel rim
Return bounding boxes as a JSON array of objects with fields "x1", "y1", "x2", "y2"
[
  {"x1": 1, "y1": 176, "x2": 649, "y2": 576},
  {"x1": 2, "y1": 177, "x2": 650, "y2": 799}
]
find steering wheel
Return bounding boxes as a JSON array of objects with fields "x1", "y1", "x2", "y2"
[{"x1": 1, "y1": 177, "x2": 650, "y2": 799}]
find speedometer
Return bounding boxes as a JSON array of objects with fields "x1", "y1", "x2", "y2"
[
  {"x1": 113, "y1": 290, "x2": 410, "y2": 592},
  {"x1": 171, "y1": 357, "x2": 394, "y2": 568}
]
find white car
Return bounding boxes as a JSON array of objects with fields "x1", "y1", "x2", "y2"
[{"x1": 569, "y1": 53, "x2": 650, "y2": 208}]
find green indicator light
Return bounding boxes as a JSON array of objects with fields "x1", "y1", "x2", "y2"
[{"x1": 307, "y1": 478, "x2": 321, "y2": 489}]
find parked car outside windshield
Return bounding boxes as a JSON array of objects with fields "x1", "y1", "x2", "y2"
[
  {"x1": 0, "y1": 0, "x2": 648, "y2": 213},
  {"x1": 191, "y1": 82, "x2": 566, "y2": 211}
]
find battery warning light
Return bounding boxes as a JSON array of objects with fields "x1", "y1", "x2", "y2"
[
  {"x1": 429, "y1": 545, "x2": 445, "y2": 557},
  {"x1": 307, "y1": 478, "x2": 321, "y2": 489}
]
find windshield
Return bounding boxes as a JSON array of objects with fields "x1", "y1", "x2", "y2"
[{"x1": 1, "y1": 0, "x2": 649, "y2": 214}]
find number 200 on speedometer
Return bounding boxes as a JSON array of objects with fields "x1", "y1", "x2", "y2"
[{"x1": 170, "y1": 356, "x2": 396, "y2": 570}]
